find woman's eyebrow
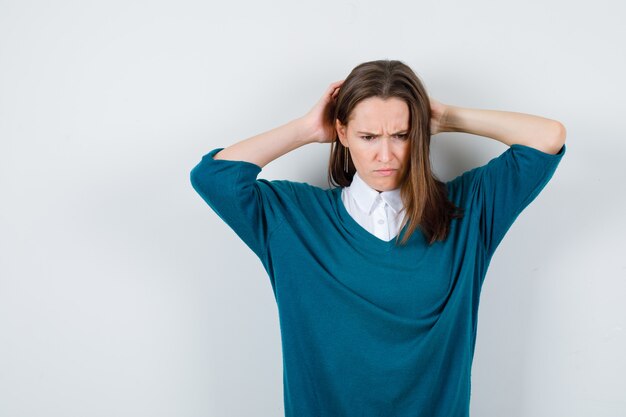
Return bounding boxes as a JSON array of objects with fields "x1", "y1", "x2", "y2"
[{"x1": 356, "y1": 130, "x2": 408, "y2": 135}]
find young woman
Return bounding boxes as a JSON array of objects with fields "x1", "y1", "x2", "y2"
[{"x1": 190, "y1": 59, "x2": 566, "y2": 417}]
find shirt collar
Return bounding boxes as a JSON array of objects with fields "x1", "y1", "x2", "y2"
[{"x1": 348, "y1": 171, "x2": 404, "y2": 215}]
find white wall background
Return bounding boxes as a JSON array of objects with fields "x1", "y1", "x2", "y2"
[{"x1": 1, "y1": 1, "x2": 624, "y2": 416}]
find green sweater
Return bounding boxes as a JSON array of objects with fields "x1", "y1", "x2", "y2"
[{"x1": 190, "y1": 143, "x2": 566, "y2": 416}]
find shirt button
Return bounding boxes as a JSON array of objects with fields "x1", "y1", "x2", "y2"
[{"x1": 377, "y1": 219, "x2": 385, "y2": 224}]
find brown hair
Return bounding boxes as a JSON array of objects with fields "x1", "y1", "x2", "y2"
[{"x1": 327, "y1": 59, "x2": 464, "y2": 246}]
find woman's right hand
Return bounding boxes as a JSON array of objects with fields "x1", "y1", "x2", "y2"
[{"x1": 300, "y1": 79, "x2": 345, "y2": 144}]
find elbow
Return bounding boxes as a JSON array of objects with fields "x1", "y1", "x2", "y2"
[
  {"x1": 553, "y1": 121, "x2": 567, "y2": 144},
  {"x1": 550, "y1": 121, "x2": 567, "y2": 154},
  {"x1": 540, "y1": 121, "x2": 566, "y2": 155}
]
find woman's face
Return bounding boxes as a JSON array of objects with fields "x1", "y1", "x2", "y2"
[{"x1": 336, "y1": 96, "x2": 411, "y2": 192}]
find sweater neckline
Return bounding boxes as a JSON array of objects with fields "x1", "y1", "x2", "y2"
[{"x1": 331, "y1": 186, "x2": 411, "y2": 252}]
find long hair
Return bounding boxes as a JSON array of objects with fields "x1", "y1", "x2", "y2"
[{"x1": 327, "y1": 59, "x2": 464, "y2": 246}]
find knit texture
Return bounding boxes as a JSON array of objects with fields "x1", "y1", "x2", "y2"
[{"x1": 190, "y1": 143, "x2": 566, "y2": 417}]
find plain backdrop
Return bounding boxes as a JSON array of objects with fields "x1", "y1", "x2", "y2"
[{"x1": 1, "y1": 1, "x2": 625, "y2": 416}]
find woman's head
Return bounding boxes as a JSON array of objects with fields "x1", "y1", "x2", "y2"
[
  {"x1": 327, "y1": 59, "x2": 463, "y2": 245},
  {"x1": 335, "y1": 95, "x2": 411, "y2": 192},
  {"x1": 329, "y1": 59, "x2": 432, "y2": 188}
]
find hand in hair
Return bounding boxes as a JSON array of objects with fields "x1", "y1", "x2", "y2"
[
  {"x1": 301, "y1": 80, "x2": 345, "y2": 144},
  {"x1": 429, "y1": 97, "x2": 450, "y2": 136}
]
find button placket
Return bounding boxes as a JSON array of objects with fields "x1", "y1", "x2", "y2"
[{"x1": 372, "y1": 197, "x2": 389, "y2": 240}]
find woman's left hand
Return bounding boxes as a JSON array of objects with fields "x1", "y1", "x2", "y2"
[{"x1": 429, "y1": 97, "x2": 450, "y2": 136}]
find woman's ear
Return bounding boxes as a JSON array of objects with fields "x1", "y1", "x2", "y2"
[{"x1": 335, "y1": 119, "x2": 347, "y2": 146}]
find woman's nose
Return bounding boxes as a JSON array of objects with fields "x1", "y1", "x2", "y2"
[{"x1": 377, "y1": 139, "x2": 392, "y2": 162}]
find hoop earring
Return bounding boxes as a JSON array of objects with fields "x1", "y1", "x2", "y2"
[{"x1": 344, "y1": 146, "x2": 349, "y2": 173}]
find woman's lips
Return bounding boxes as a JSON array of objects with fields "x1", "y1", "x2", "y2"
[{"x1": 375, "y1": 169, "x2": 396, "y2": 176}]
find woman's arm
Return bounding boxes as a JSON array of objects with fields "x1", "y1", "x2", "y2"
[
  {"x1": 214, "y1": 80, "x2": 345, "y2": 168},
  {"x1": 433, "y1": 100, "x2": 567, "y2": 155},
  {"x1": 213, "y1": 117, "x2": 311, "y2": 168}
]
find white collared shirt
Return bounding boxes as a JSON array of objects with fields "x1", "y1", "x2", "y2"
[{"x1": 341, "y1": 171, "x2": 406, "y2": 241}]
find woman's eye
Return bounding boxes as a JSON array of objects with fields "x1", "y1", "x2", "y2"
[{"x1": 360, "y1": 134, "x2": 407, "y2": 141}]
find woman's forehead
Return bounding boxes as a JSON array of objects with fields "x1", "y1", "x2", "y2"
[{"x1": 350, "y1": 97, "x2": 409, "y2": 128}]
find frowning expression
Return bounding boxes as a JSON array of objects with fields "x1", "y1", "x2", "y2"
[{"x1": 336, "y1": 96, "x2": 410, "y2": 192}]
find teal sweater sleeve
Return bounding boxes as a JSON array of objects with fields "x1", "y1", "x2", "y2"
[
  {"x1": 189, "y1": 147, "x2": 291, "y2": 266},
  {"x1": 449, "y1": 143, "x2": 566, "y2": 258}
]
